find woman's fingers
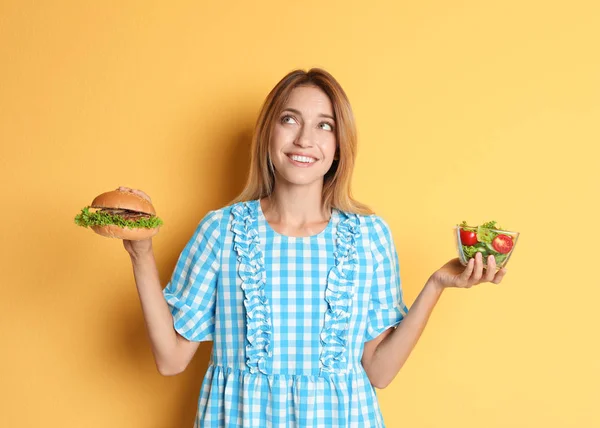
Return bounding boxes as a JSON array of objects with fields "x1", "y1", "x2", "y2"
[
  {"x1": 454, "y1": 253, "x2": 507, "y2": 289},
  {"x1": 458, "y1": 257, "x2": 475, "y2": 286},
  {"x1": 492, "y1": 268, "x2": 508, "y2": 284},
  {"x1": 484, "y1": 255, "x2": 497, "y2": 282},
  {"x1": 471, "y1": 252, "x2": 484, "y2": 284}
]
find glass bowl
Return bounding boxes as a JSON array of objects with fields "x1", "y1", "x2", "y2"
[{"x1": 454, "y1": 225, "x2": 519, "y2": 270}]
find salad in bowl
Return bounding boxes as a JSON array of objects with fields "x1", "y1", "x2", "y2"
[{"x1": 454, "y1": 221, "x2": 519, "y2": 269}]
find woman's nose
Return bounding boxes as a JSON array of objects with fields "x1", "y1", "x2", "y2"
[{"x1": 294, "y1": 126, "x2": 313, "y2": 147}]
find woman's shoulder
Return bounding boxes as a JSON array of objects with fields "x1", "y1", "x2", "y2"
[
  {"x1": 344, "y1": 211, "x2": 394, "y2": 247},
  {"x1": 206, "y1": 201, "x2": 393, "y2": 232},
  {"x1": 331, "y1": 208, "x2": 393, "y2": 247},
  {"x1": 189, "y1": 201, "x2": 247, "y2": 245},
  {"x1": 199, "y1": 199, "x2": 258, "y2": 226},
  {"x1": 341, "y1": 209, "x2": 390, "y2": 232}
]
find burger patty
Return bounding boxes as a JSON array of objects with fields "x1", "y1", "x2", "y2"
[{"x1": 99, "y1": 208, "x2": 151, "y2": 220}]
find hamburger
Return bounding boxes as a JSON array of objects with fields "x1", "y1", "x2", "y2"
[{"x1": 74, "y1": 188, "x2": 163, "y2": 240}]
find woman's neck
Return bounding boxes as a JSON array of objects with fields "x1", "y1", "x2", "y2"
[{"x1": 261, "y1": 182, "x2": 330, "y2": 227}]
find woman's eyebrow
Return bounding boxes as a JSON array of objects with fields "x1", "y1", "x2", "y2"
[{"x1": 282, "y1": 108, "x2": 335, "y2": 121}]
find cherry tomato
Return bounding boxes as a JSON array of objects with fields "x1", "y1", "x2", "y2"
[
  {"x1": 492, "y1": 234, "x2": 514, "y2": 254},
  {"x1": 460, "y1": 228, "x2": 478, "y2": 246}
]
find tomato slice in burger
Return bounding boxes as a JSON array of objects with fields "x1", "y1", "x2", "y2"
[{"x1": 492, "y1": 234, "x2": 514, "y2": 254}]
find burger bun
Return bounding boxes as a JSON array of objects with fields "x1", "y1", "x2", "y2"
[
  {"x1": 91, "y1": 189, "x2": 156, "y2": 215},
  {"x1": 87, "y1": 188, "x2": 160, "y2": 240},
  {"x1": 91, "y1": 224, "x2": 160, "y2": 241}
]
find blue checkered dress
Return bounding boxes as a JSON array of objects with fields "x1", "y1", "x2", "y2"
[{"x1": 163, "y1": 199, "x2": 408, "y2": 427}]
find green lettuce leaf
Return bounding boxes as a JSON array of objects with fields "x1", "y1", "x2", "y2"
[
  {"x1": 480, "y1": 220, "x2": 503, "y2": 230},
  {"x1": 459, "y1": 220, "x2": 476, "y2": 231},
  {"x1": 460, "y1": 220, "x2": 506, "y2": 244},
  {"x1": 462, "y1": 245, "x2": 478, "y2": 258},
  {"x1": 476, "y1": 226, "x2": 497, "y2": 244},
  {"x1": 494, "y1": 253, "x2": 508, "y2": 264},
  {"x1": 74, "y1": 207, "x2": 164, "y2": 229}
]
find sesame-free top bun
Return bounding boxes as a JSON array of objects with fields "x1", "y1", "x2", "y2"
[
  {"x1": 91, "y1": 189, "x2": 156, "y2": 215},
  {"x1": 90, "y1": 224, "x2": 160, "y2": 240}
]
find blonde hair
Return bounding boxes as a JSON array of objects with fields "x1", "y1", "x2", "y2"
[{"x1": 230, "y1": 68, "x2": 373, "y2": 216}]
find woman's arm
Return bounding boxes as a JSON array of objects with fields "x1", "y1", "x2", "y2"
[
  {"x1": 361, "y1": 278, "x2": 443, "y2": 389},
  {"x1": 361, "y1": 253, "x2": 507, "y2": 389},
  {"x1": 129, "y1": 248, "x2": 200, "y2": 376}
]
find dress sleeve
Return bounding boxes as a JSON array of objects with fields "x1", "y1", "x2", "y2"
[
  {"x1": 162, "y1": 209, "x2": 223, "y2": 342},
  {"x1": 364, "y1": 215, "x2": 409, "y2": 342}
]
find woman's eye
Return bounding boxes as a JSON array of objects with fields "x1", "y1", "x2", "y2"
[
  {"x1": 281, "y1": 115, "x2": 296, "y2": 124},
  {"x1": 320, "y1": 122, "x2": 334, "y2": 131}
]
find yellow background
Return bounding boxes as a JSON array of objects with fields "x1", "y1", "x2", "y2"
[{"x1": 1, "y1": 1, "x2": 598, "y2": 427}]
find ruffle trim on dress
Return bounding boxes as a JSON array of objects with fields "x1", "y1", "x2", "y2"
[
  {"x1": 231, "y1": 201, "x2": 273, "y2": 375},
  {"x1": 319, "y1": 211, "x2": 361, "y2": 375}
]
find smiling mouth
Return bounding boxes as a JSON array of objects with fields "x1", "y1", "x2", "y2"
[{"x1": 287, "y1": 154, "x2": 317, "y2": 164}]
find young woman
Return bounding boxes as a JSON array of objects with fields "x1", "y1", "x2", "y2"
[{"x1": 122, "y1": 68, "x2": 507, "y2": 427}]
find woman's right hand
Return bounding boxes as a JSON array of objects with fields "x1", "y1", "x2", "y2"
[{"x1": 118, "y1": 186, "x2": 155, "y2": 259}]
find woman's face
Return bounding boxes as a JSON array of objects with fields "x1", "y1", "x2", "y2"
[{"x1": 269, "y1": 85, "x2": 337, "y2": 188}]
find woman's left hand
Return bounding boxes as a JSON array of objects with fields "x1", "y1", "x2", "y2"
[{"x1": 429, "y1": 252, "x2": 508, "y2": 290}]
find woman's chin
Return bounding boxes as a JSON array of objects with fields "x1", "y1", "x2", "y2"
[{"x1": 274, "y1": 172, "x2": 325, "y2": 188}]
